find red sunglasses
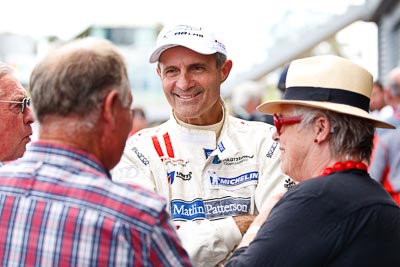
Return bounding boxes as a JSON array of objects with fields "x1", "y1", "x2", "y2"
[{"x1": 273, "y1": 113, "x2": 302, "y2": 135}]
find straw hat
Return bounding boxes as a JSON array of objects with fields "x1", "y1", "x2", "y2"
[{"x1": 257, "y1": 55, "x2": 395, "y2": 129}]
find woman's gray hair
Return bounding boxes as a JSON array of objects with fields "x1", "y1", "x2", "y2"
[
  {"x1": 293, "y1": 106, "x2": 375, "y2": 164},
  {"x1": 30, "y1": 37, "x2": 130, "y2": 124}
]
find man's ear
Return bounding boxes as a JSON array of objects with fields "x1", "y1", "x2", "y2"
[
  {"x1": 102, "y1": 90, "x2": 120, "y2": 130},
  {"x1": 156, "y1": 66, "x2": 162, "y2": 78},
  {"x1": 384, "y1": 89, "x2": 392, "y2": 102},
  {"x1": 221, "y1": 59, "x2": 233, "y2": 83}
]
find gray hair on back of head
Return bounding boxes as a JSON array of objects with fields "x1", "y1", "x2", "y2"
[{"x1": 29, "y1": 37, "x2": 130, "y2": 124}]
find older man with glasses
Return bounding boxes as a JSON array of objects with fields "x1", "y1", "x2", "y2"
[{"x1": 0, "y1": 62, "x2": 34, "y2": 164}]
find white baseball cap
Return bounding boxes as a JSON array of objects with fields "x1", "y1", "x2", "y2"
[{"x1": 149, "y1": 24, "x2": 227, "y2": 63}]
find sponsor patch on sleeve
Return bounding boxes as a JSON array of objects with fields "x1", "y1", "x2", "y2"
[{"x1": 266, "y1": 142, "x2": 278, "y2": 158}]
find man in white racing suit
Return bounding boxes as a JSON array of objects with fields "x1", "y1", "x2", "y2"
[{"x1": 112, "y1": 23, "x2": 287, "y2": 266}]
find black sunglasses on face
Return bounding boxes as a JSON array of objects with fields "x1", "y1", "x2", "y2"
[{"x1": 0, "y1": 97, "x2": 31, "y2": 113}]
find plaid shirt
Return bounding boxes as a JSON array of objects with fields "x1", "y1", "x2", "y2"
[{"x1": 0, "y1": 142, "x2": 192, "y2": 267}]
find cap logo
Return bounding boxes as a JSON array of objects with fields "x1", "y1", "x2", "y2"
[
  {"x1": 162, "y1": 25, "x2": 204, "y2": 40},
  {"x1": 171, "y1": 31, "x2": 204, "y2": 38},
  {"x1": 214, "y1": 39, "x2": 226, "y2": 51}
]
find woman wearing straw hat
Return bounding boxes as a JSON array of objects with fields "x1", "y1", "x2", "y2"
[{"x1": 226, "y1": 55, "x2": 400, "y2": 266}]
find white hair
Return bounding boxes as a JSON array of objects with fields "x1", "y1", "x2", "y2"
[{"x1": 0, "y1": 62, "x2": 15, "y2": 97}]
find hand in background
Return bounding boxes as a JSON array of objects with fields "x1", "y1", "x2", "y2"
[{"x1": 233, "y1": 214, "x2": 257, "y2": 236}]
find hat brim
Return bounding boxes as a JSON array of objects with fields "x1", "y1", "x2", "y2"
[
  {"x1": 149, "y1": 43, "x2": 219, "y2": 63},
  {"x1": 257, "y1": 100, "x2": 395, "y2": 129}
]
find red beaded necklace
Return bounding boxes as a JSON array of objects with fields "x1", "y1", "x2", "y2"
[{"x1": 322, "y1": 160, "x2": 368, "y2": 176}]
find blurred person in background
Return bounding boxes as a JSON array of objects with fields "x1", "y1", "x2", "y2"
[
  {"x1": 230, "y1": 80, "x2": 273, "y2": 125},
  {"x1": 375, "y1": 67, "x2": 400, "y2": 137},
  {"x1": 384, "y1": 68, "x2": 400, "y2": 125},
  {"x1": 370, "y1": 124, "x2": 400, "y2": 206},
  {"x1": 276, "y1": 64, "x2": 289, "y2": 97},
  {"x1": 112, "y1": 24, "x2": 287, "y2": 266},
  {"x1": 369, "y1": 68, "x2": 400, "y2": 206},
  {"x1": 0, "y1": 62, "x2": 34, "y2": 164},
  {"x1": 226, "y1": 55, "x2": 400, "y2": 267},
  {"x1": 129, "y1": 107, "x2": 149, "y2": 136},
  {"x1": 0, "y1": 37, "x2": 191, "y2": 266},
  {"x1": 369, "y1": 80, "x2": 392, "y2": 120}
]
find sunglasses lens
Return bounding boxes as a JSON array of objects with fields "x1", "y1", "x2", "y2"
[
  {"x1": 273, "y1": 113, "x2": 303, "y2": 135},
  {"x1": 273, "y1": 114, "x2": 281, "y2": 134},
  {"x1": 22, "y1": 98, "x2": 30, "y2": 113}
]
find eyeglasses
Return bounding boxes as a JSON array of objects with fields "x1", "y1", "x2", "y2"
[
  {"x1": 0, "y1": 97, "x2": 31, "y2": 113},
  {"x1": 273, "y1": 113, "x2": 302, "y2": 135}
]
